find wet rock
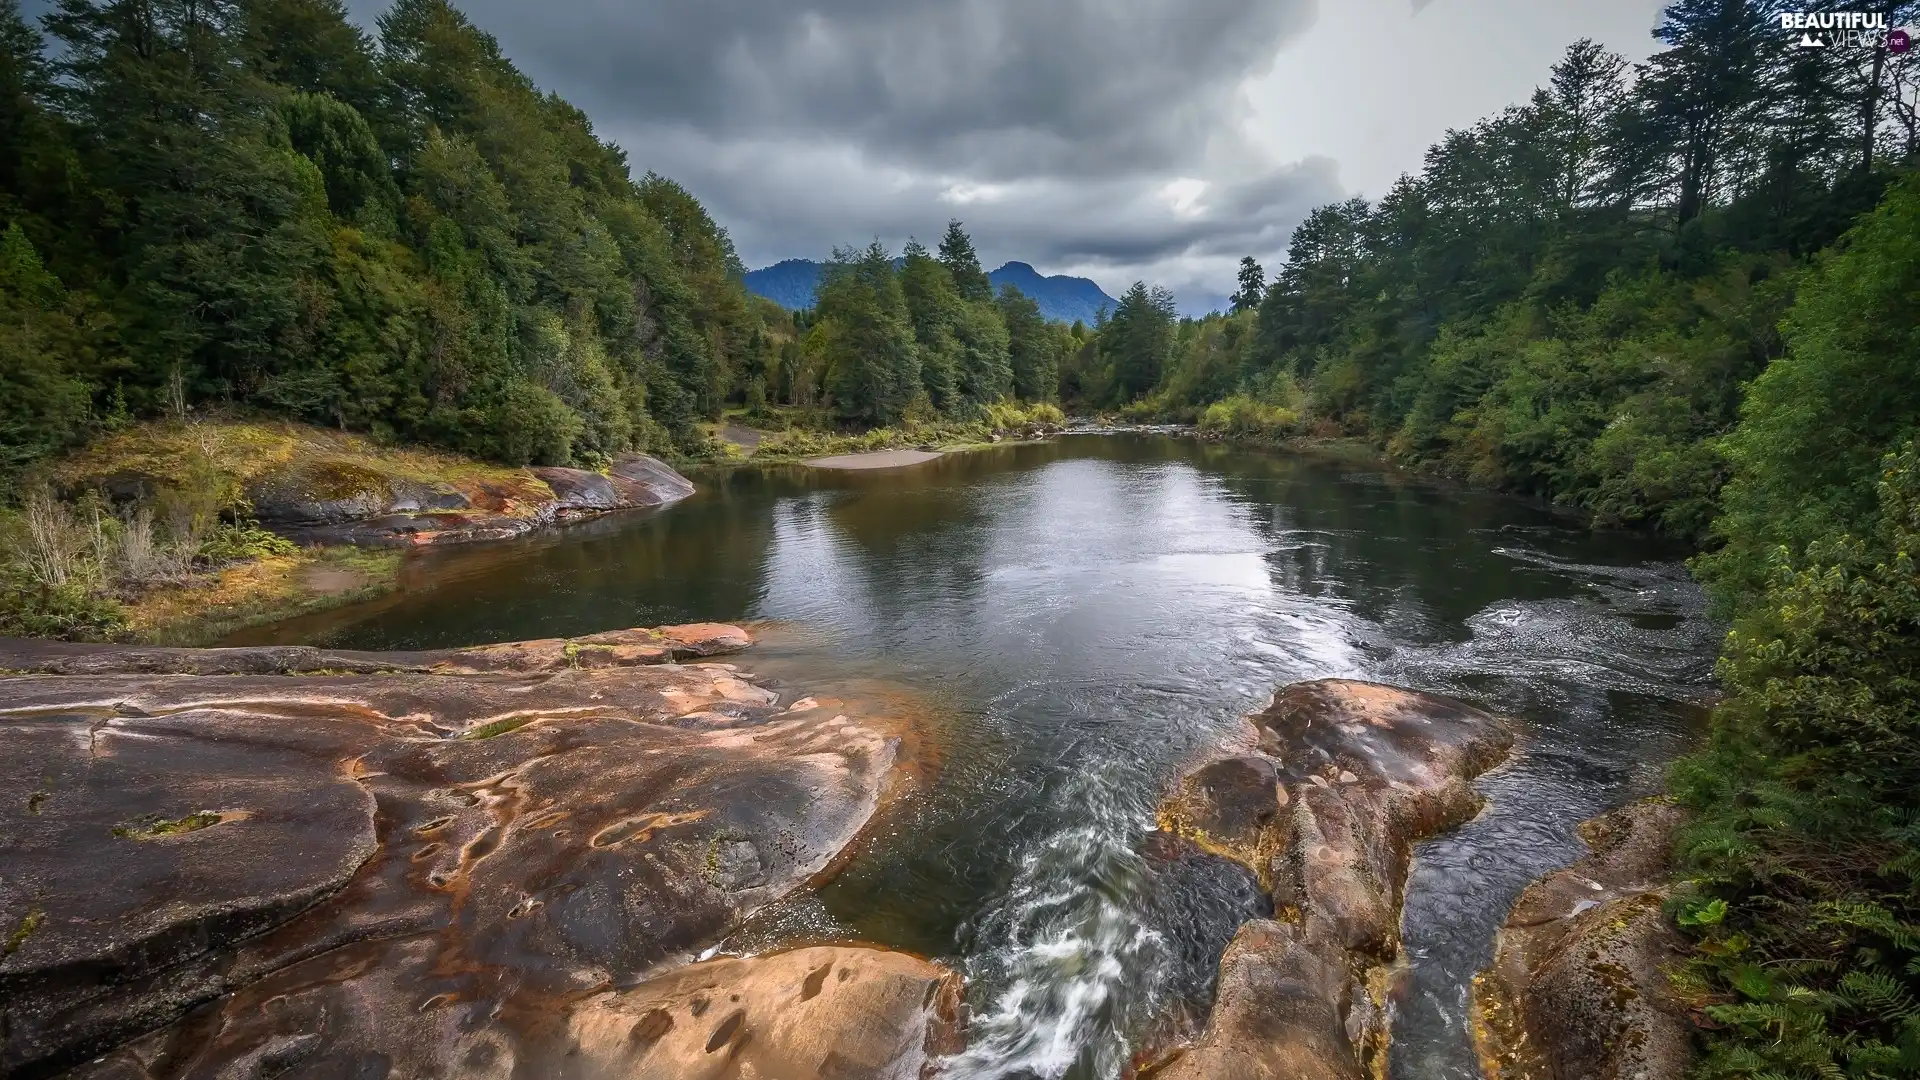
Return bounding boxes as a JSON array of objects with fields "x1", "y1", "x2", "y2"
[
  {"x1": 1146, "y1": 920, "x2": 1363, "y2": 1080},
  {"x1": 532, "y1": 466, "x2": 623, "y2": 513},
  {"x1": 0, "y1": 622, "x2": 750, "y2": 676},
  {"x1": 1157, "y1": 756, "x2": 1288, "y2": 879},
  {"x1": 537, "y1": 946, "x2": 964, "y2": 1079},
  {"x1": 0, "y1": 626, "x2": 919, "y2": 1079},
  {"x1": 1152, "y1": 679, "x2": 1512, "y2": 1079},
  {"x1": 1136, "y1": 832, "x2": 1274, "y2": 1041},
  {"x1": 254, "y1": 452, "x2": 696, "y2": 547},
  {"x1": 1474, "y1": 799, "x2": 1691, "y2": 1080}
]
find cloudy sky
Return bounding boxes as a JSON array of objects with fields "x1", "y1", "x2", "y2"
[{"x1": 387, "y1": 0, "x2": 1666, "y2": 311}]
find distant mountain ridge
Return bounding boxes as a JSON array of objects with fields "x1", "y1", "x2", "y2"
[{"x1": 744, "y1": 259, "x2": 1116, "y2": 325}]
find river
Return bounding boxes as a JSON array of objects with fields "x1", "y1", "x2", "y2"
[{"x1": 232, "y1": 434, "x2": 1720, "y2": 1080}]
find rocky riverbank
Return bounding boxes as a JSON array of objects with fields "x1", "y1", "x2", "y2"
[
  {"x1": 0, "y1": 625, "x2": 960, "y2": 1079},
  {"x1": 1473, "y1": 799, "x2": 1692, "y2": 1080},
  {"x1": 1144, "y1": 679, "x2": 1514, "y2": 1078},
  {"x1": 13, "y1": 421, "x2": 703, "y2": 645}
]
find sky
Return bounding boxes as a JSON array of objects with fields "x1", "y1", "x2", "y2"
[{"x1": 29, "y1": 0, "x2": 1673, "y2": 313}]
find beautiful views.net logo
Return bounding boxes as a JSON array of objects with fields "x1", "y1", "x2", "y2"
[{"x1": 1779, "y1": 11, "x2": 1912, "y2": 50}]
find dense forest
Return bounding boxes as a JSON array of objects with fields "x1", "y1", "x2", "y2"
[
  {"x1": 1059, "y1": 3, "x2": 1920, "y2": 1074},
  {"x1": 0, "y1": 0, "x2": 1067, "y2": 486}
]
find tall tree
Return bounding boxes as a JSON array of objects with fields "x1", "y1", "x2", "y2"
[
  {"x1": 937, "y1": 219, "x2": 992, "y2": 302},
  {"x1": 1101, "y1": 282, "x2": 1177, "y2": 402},
  {"x1": 1230, "y1": 256, "x2": 1265, "y2": 313}
]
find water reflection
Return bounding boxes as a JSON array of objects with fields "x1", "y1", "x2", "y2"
[{"x1": 232, "y1": 435, "x2": 1717, "y2": 1079}]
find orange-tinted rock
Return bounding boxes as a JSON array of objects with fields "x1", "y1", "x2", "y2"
[
  {"x1": 1153, "y1": 679, "x2": 1512, "y2": 1079},
  {"x1": 0, "y1": 622, "x2": 749, "y2": 677},
  {"x1": 1474, "y1": 799, "x2": 1691, "y2": 1080},
  {"x1": 259, "y1": 452, "x2": 696, "y2": 546},
  {"x1": 1146, "y1": 920, "x2": 1362, "y2": 1080},
  {"x1": 0, "y1": 626, "x2": 925, "y2": 1079}
]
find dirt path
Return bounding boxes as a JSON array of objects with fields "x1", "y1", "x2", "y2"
[{"x1": 721, "y1": 423, "x2": 767, "y2": 451}]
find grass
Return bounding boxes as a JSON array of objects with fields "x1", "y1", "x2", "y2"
[
  {"x1": 3, "y1": 909, "x2": 43, "y2": 958},
  {"x1": 122, "y1": 545, "x2": 401, "y2": 646},
  {"x1": 48, "y1": 419, "x2": 537, "y2": 497},
  {"x1": 463, "y1": 716, "x2": 535, "y2": 740},
  {"x1": 714, "y1": 401, "x2": 1068, "y2": 463}
]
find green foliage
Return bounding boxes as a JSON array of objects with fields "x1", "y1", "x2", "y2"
[
  {"x1": 1673, "y1": 442, "x2": 1920, "y2": 1078},
  {"x1": 1700, "y1": 176, "x2": 1920, "y2": 604},
  {"x1": 817, "y1": 241, "x2": 921, "y2": 426},
  {"x1": 1198, "y1": 394, "x2": 1300, "y2": 440},
  {"x1": 0, "y1": 0, "x2": 767, "y2": 476}
]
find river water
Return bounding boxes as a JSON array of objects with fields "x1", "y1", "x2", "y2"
[{"x1": 233, "y1": 434, "x2": 1720, "y2": 1079}]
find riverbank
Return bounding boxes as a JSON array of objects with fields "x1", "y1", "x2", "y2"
[{"x1": 1, "y1": 420, "x2": 697, "y2": 646}]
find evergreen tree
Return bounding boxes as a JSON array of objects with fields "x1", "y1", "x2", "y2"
[
  {"x1": 1000, "y1": 286, "x2": 1061, "y2": 401},
  {"x1": 1230, "y1": 256, "x2": 1264, "y2": 313},
  {"x1": 937, "y1": 219, "x2": 992, "y2": 302},
  {"x1": 1102, "y1": 282, "x2": 1177, "y2": 402},
  {"x1": 816, "y1": 241, "x2": 919, "y2": 425}
]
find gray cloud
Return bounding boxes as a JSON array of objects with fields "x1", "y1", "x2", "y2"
[
  {"x1": 338, "y1": 0, "x2": 1334, "y2": 310},
  {"x1": 409, "y1": 0, "x2": 1315, "y2": 179}
]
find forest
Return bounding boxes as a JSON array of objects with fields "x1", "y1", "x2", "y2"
[
  {"x1": 0, "y1": 0, "x2": 1066, "y2": 485},
  {"x1": 1098, "y1": 3, "x2": 1920, "y2": 1073},
  {"x1": 7, "y1": 0, "x2": 1920, "y2": 1071}
]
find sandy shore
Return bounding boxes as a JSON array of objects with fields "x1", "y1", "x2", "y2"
[{"x1": 803, "y1": 449, "x2": 944, "y2": 470}]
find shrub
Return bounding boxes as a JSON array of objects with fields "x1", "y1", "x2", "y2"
[
  {"x1": 1671, "y1": 441, "x2": 1920, "y2": 1077},
  {"x1": 1198, "y1": 395, "x2": 1300, "y2": 439}
]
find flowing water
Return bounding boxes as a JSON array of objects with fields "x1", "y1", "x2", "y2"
[{"x1": 233, "y1": 434, "x2": 1720, "y2": 1079}]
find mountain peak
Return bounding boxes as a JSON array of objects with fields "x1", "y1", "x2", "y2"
[{"x1": 743, "y1": 258, "x2": 1115, "y2": 325}]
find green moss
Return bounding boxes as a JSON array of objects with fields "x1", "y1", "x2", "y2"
[
  {"x1": 3, "y1": 909, "x2": 44, "y2": 958},
  {"x1": 294, "y1": 458, "x2": 393, "y2": 502},
  {"x1": 464, "y1": 717, "x2": 534, "y2": 740},
  {"x1": 114, "y1": 811, "x2": 222, "y2": 840}
]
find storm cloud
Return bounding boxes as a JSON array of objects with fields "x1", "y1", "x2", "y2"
[{"x1": 339, "y1": 0, "x2": 1335, "y2": 311}]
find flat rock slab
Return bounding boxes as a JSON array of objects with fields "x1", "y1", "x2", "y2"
[
  {"x1": 1152, "y1": 679, "x2": 1512, "y2": 1080},
  {"x1": 0, "y1": 623, "x2": 750, "y2": 676},
  {"x1": 1474, "y1": 799, "x2": 1691, "y2": 1080},
  {"x1": 803, "y1": 450, "x2": 943, "y2": 470},
  {"x1": 0, "y1": 626, "x2": 921, "y2": 1079},
  {"x1": 264, "y1": 453, "x2": 697, "y2": 547}
]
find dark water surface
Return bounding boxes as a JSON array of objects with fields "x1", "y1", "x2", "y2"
[{"x1": 234, "y1": 435, "x2": 1719, "y2": 1079}]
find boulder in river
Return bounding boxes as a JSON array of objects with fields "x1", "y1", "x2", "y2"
[
  {"x1": 1148, "y1": 679, "x2": 1513, "y2": 1080},
  {"x1": 0, "y1": 626, "x2": 948, "y2": 1080},
  {"x1": 1473, "y1": 798, "x2": 1692, "y2": 1080},
  {"x1": 252, "y1": 452, "x2": 697, "y2": 546}
]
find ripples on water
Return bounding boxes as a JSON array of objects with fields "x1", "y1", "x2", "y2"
[{"x1": 237, "y1": 436, "x2": 1720, "y2": 1080}]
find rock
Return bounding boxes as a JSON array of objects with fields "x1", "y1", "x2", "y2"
[
  {"x1": 1145, "y1": 921, "x2": 1363, "y2": 1080},
  {"x1": 1157, "y1": 755, "x2": 1289, "y2": 881},
  {"x1": 535, "y1": 946, "x2": 964, "y2": 1079},
  {"x1": 0, "y1": 626, "x2": 927, "y2": 1079},
  {"x1": 0, "y1": 623, "x2": 751, "y2": 676},
  {"x1": 251, "y1": 453, "x2": 697, "y2": 547},
  {"x1": 532, "y1": 466, "x2": 625, "y2": 512},
  {"x1": 1151, "y1": 679, "x2": 1512, "y2": 1079},
  {"x1": 609, "y1": 452, "x2": 699, "y2": 506},
  {"x1": 1474, "y1": 799, "x2": 1691, "y2": 1080}
]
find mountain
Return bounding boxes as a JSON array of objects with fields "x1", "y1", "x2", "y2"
[
  {"x1": 986, "y1": 262, "x2": 1116, "y2": 325},
  {"x1": 741, "y1": 259, "x2": 824, "y2": 311},
  {"x1": 743, "y1": 259, "x2": 1117, "y2": 325}
]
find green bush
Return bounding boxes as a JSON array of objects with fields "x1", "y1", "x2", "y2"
[
  {"x1": 0, "y1": 571, "x2": 127, "y2": 640},
  {"x1": 1198, "y1": 394, "x2": 1300, "y2": 439},
  {"x1": 1671, "y1": 441, "x2": 1920, "y2": 1077},
  {"x1": 197, "y1": 523, "x2": 297, "y2": 564}
]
